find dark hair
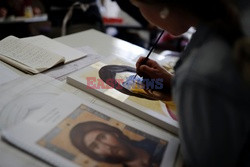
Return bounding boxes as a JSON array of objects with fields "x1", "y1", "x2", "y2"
[{"x1": 69, "y1": 121, "x2": 130, "y2": 163}]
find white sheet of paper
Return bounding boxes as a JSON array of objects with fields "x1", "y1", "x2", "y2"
[
  {"x1": 0, "y1": 63, "x2": 21, "y2": 85},
  {"x1": 43, "y1": 46, "x2": 103, "y2": 80},
  {"x1": 0, "y1": 74, "x2": 96, "y2": 131},
  {"x1": 0, "y1": 74, "x2": 60, "y2": 130}
]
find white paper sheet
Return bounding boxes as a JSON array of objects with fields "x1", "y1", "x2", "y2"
[
  {"x1": 43, "y1": 46, "x2": 103, "y2": 81},
  {"x1": 0, "y1": 74, "x2": 95, "y2": 131},
  {"x1": 0, "y1": 63, "x2": 21, "y2": 85}
]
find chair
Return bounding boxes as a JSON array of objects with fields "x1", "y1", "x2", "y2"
[{"x1": 43, "y1": 0, "x2": 104, "y2": 37}]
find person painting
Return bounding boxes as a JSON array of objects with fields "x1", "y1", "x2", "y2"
[
  {"x1": 70, "y1": 121, "x2": 167, "y2": 167},
  {"x1": 130, "y1": 0, "x2": 250, "y2": 166}
]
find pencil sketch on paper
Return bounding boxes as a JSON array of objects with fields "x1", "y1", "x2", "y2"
[
  {"x1": 0, "y1": 92, "x2": 58, "y2": 131},
  {"x1": 0, "y1": 75, "x2": 65, "y2": 130}
]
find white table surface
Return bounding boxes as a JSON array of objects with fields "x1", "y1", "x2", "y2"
[{"x1": 55, "y1": 29, "x2": 148, "y2": 59}]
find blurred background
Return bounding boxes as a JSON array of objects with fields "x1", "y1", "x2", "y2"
[{"x1": 0, "y1": 0, "x2": 195, "y2": 53}]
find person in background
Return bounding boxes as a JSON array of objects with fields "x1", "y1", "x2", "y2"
[
  {"x1": 0, "y1": 6, "x2": 7, "y2": 18},
  {"x1": 0, "y1": 0, "x2": 46, "y2": 39},
  {"x1": 132, "y1": 0, "x2": 250, "y2": 166},
  {"x1": 109, "y1": 0, "x2": 189, "y2": 50},
  {"x1": 41, "y1": 0, "x2": 104, "y2": 37},
  {"x1": 109, "y1": 0, "x2": 148, "y2": 27},
  {"x1": 0, "y1": 0, "x2": 44, "y2": 18},
  {"x1": 109, "y1": 0, "x2": 161, "y2": 48}
]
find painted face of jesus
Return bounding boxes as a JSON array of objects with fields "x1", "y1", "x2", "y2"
[{"x1": 83, "y1": 130, "x2": 134, "y2": 162}]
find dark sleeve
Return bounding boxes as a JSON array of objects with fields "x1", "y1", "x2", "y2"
[
  {"x1": 175, "y1": 78, "x2": 249, "y2": 167},
  {"x1": 111, "y1": 0, "x2": 148, "y2": 27}
]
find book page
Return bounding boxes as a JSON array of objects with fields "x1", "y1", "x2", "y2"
[
  {"x1": 0, "y1": 36, "x2": 64, "y2": 73},
  {"x1": 0, "y1": 74, "x2": 94, "y2": 131},
  {"x1": 0, "y1": 74, "x2": 62, "y2": 131},
  {"x1": 2, "y1": 93, "x2": 179, "y2": 167},
  {"x1": 22, "y1": 35, "x2": 87, "y2": 63},
  {"x1": 43, "y1": 46, "x2": 103, "y2": 80}
]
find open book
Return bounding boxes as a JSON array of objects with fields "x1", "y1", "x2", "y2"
[
  {"x1": 2, "y1": 93, "x2": 179, "y2": 167},
  {"x1": 67, "y1": 56, "x2": 179, "y2": 134},
  {"x1": 0, "y1": 35, "x2": 87, "y2": 74}
]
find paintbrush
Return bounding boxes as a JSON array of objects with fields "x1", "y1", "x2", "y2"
[{"x1": 134, "y1": 29, "x2": 165, "y2": 80}]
